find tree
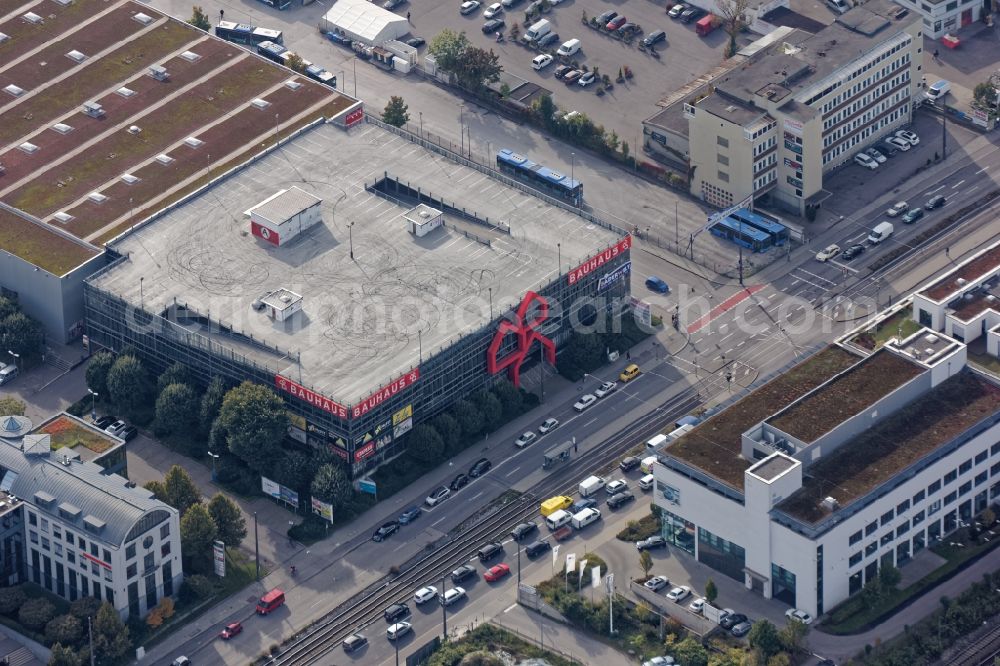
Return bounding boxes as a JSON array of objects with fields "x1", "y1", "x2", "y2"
[
  {"x1": 0, "y1": 297, "x2": 18, "y2": 322},
  {"x1": 973, "y1": 82, "x2": 997, "y2": 109},
  {"x1": 48, "y1": 644, "x2": 82, "y2": 666},
  {"x1": 208, "y1": 493, "x2": 247, "y2": 548},
  {"x1": 285, "y1": 52, "x2": 307, "y2": 73},
  {"x1": 18, "y1": 597, "x2": 56, "y2": 631},
  {"x1": 213, "y1": 381, "x2": 288, "y2": 473},
  {"x1": 45, "y1": 614, "x2": 83, "y2": 646},
  {"x1": 491, "y1": 380, "x2": 523, "y2": 420},
  {"x1": 188, "y1": 5, "x2": 210, "y2": 30},
  {"x1": 0, "y1": 397, "x2": 25, "y2": 416},
  {"x1": 106, "y1": 355, "x2": 153, "y2": 420},
  {"x1": 450, "y1": 399, "x2": 482, "y2": 437},
  {"x1": 86, "y1": 352, "x2": 116, "y2": 398},
  {"x1": 455, "y1": 47, "x2": 502, "y2": 90},
  {"x1": 748, "y1": 620, "x2": 782, "y2": 660},
  {"x1": 91, "y1": 602, "x2": 129, "y2": 664},
  {"x1": 153, "y1": 383, "x2": 200, "y2": 437},
  {"x1": 673, "y1": 637, "x2": 708, "y2": 666},
  {"x1": 639, "y1": 549, "x2": 653, "y2": 577},
  {"x1": 199, "y1": 377, "x2": 227, "y2": 438},
  {"x1": 69, "y1": 597, "x2": 101, "y2": 621},
  {"x1": 428, "y1": 29, "x2": 471, "y2": 80},
  {"x1": 181, "y1": 504, "x2": 218, "y2": 573},
  {"x1": 982, "y1": 507, "x2": 997, "y2": 527},
  {"x1": 765, "y1": 654, "x2": 791, "y2": 666},
  {"x1": 779, "y1": 616, "x2": 808, "y2": 653},
  {"x1": 473, "y1": 391, "x2": 502, "y2": 432},
  {"x1": 0, "y1": 312, "x2": 44, "y2": 361},
  {"x1": 879, "y1": 564, "x2": 901, "y2": 591},
  {"x1": 156, "y1": 362, "x2": 194, "y2": 394},
  {"x1": 533, "y1": 93, "x2": 557, "y2": 130},
  {"x1": 704, "y1": 578, "x2": 718, "y2": 605},
  {"x1": 382, "y1": 96, "x2": 410, "y2": 127},
  {"x1": 0, "y1": 586, "x2": 26, "y2": 615},
  {"x1": 715, "y1": 0, "x2": 749, "y2": 57},
  {"x1": 164, "y1": 465, "x2": 202, "y2": 515},
  {"x1": 311, "y1": 463, "x2": 353, "y2": 508},
  {"x1": 431, "y1": 414, "x2": 462, "y2": 454},
  {"x1": 408, "y1": 424, "x2": 445, "y2": 463},
  {"x1": 144, "y1": 480, "x2": 167, "y2": 504}
]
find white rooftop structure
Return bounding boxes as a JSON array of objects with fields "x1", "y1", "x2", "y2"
[{"x1": 321, "y1": 0, "x2": 410, "y2": 46}]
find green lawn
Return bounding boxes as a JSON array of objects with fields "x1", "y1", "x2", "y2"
[
  {"x1": 426, "y1": 624, "x2": 578, "y2": 666},
  {"x1": 37, "y1": 415, "x2": 114, "y2": 453},
  {"x1": 851, "y1": 306, "x2": 920, "y2": 350},
  {"x1": 968, "y1": 348, "x2": 1000, "y2": 376}
]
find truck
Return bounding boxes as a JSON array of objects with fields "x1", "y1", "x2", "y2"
[
  {"x1": 695, "y1": 14, "x2": 720, "y2": 36},
  {"x1": 867, "y1": 221, "x2": 894, "y2": 245},
  {"x1": 579, "y1": 475, "x2": 606, "y2": 497}
]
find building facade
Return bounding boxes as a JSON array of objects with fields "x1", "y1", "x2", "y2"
[
  {"x1": 685, "y1": 0, "x2": 923, "y2": 214},
  {"x1": 891, "y1": 0, "x2": 985, "y2": 38},
  {"x1": 0, "y1": 424, "x2": 182, "y2": 619}
]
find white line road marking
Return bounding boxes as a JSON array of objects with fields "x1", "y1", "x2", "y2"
[
  {"x1": 720, "y1": 332, "x2": 734, "y2": 343},
  {"x1": 976, "y1": 166, "x2": 990, "y2": 175},
  {"x1": 505, "y1": 465, "x2": 522, "y2": 478},
  {"x1": 503, "y1": 604, "x2": 517, "y2": 613},
  {"x1": 794, "y1": 268, "x2": 837, "y2": 285},
  {"x1": 830, "y1": 261, "x2": 859, "y2": 274},
  {"x1": 583, "y1": 417, "x2": 597, "y2": 428},
  {"x1": 769, "y1": 292, "x2": 778, "y2": 299},
  {"x1": 928, "y1": 185, "x2": 945, "y2": 194},
  {"x1": 850, "y1": 233, "x2": 867, "y2": 243},
  {"x1": 967, "y1": 186, "x2": 979, "y2": 194},
  {"x1": 432, "y1": 514, "x2": 449, "y2": 527},
  {"x1": 952, "y1": 180, "x2": 965, "y2": 189},
  {"x1": 471, "y1": 490, "x2": 483, "y2": 500}
]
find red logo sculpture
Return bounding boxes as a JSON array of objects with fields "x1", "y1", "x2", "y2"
[{"x1": 487, "y1": 291, "x2": 556, "y2": 387}]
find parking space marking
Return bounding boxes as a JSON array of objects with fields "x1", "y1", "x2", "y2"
[
  {"x1": 793, "y1": 267, "x2": 837, "y2": 286},
  {"x1": 952, "y1": 180, "x2": 965, "y2": 189}
]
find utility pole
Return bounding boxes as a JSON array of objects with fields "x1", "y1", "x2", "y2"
[
  {"x1": 88, "y1": 616, "x2": 95, "y2": 666},
  {"x1": 941, "y1": 103, "x2": 947, "y2": 160},
  {"x1": 441, "y1": 572, "x2": 448, "y2": 639},
  {"x1": 254, "y1": 512, "x2": 260, "y2": 580}
]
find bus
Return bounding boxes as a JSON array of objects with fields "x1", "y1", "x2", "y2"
[
  {"x1": 255, "y1": 0, "x2": 291, "y2": 10},
  {"x1": 215, "y1": 21, "x2": 284, "y2": 46},
  {"x1": 710, "y1": 217, "x2": 771, "y2": 252},
  {"x1": 305, "y1": 64, "x2": 337, "y2": 89},
  {"x1": 727, "y1": 208, "x2": 788, "y2": 246},
  {"x1": 256, "y1": 41, "x2": 288, "y2": 65},
  {"x1": 496, "y1": 149, "x2": 582, "y2": 206}
]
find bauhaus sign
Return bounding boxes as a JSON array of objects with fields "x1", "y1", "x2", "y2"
[
  {"x1": 352, "y1": 369, "x2": 421, "y2": 419},
  {"x1": 567, "y1": 236, "x2": 632, "y2": 286},
  {"x1": 274, "y1": 375, "x2": 348, "y2": 419}
]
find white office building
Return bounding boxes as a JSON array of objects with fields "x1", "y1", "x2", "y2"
[
  {"x1": 653, "y1": 335, "x2": 1000, "y2": 618},
  {"x1": 0, "y1": 419, "x2": 182, "y2": 618}
]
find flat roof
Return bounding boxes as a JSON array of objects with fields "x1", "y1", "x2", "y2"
[
  {"x1": 667, "y1": 345, "x2": 859, "y2": 490},
  {"x1": 251, "y1": 187, "x2": 322, "y2": 226},
  {"x1": 777, "y1": 371, "x2": 1000, "y2": 524},
  {"x1": 767, "y1": 349, "x2": 923, "y2": 443},
  {"x1": 33, "y1": 414, "x2": 121, "y2": 462},
  {"x1": 951, "y1": 290, "x2": 1000, "y2": 322},
  {"x1": 90, "y1": 121, "x2": 622, "y2": 405},
  {"x1": 747, "y1": 453, "x2": 797, "y2": 482},
  {"x1": 0, "y1": 0, "x2": 350, "y2": 275},
  {"x1": 922, "y1": 244, "x2": 1000, "y2": 301}
]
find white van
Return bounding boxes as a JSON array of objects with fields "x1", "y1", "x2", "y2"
[
  {"x1": 557, "y1": 38, "x2": 581, "y2": 56},
  {"x1": 826, "y1": 0, "x2": 850, "y2": 13},
  {"x1": 925, "y1": 80, "x2": 950, "y2": 102},
  {"x1": 639, "y1": 473, "x2": 656, "y2": 491},
  {"x1": 571, "y1": 507, "x2": 601, "y2": 529},
  {"x1": 579, "y1": 475, "x2": 606, "y2": 497},
  {"x1": 545, "y1": 509, "x2": 573, "y2": 530},
  {"x1": 645, "y1": 434, "x2": 668, "y2": 452},
  {"x1": 640, "y1": 455, "x2": 659, "y2": 474},
  {"x1": 0, "y1": 364, "x2": 18, "y2": 385},
  {"x1": 523, "y1": 19, "x2": 552, "y2": 43},
  {"x1": 867, "y1": 221, "x2": 894, "y2": 245}
]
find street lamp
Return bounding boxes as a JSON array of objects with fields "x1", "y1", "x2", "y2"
[
  {"x1": 348, "y1": 221, "x2": 355, "y2": 259},
  {"x1": 419, "y1": 111, "x2": 423, "y2": 137},
  {"x1": 7, "y1": 351, "x2": 18, "y2": 372},
  {"x1": 459, "y1": 104, "x2": 466, "y2": 155},
  {"x1": 87, "y1": 389, "x2": 98, "y2": 421},
  {"x1": 207, "y1": 451, "x2": 220, "y2": 481}
]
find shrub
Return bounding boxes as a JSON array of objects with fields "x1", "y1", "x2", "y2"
[
  {"x1": 18, "y1": 597, "x2": 56, "y2": 631},
  {"x1": 0, "y1": 586, "x2": 27, "y2": 615},
  {"x1": 69, "y1": 597, "x2": 101, "y2": 621},
  {"x1": 179, "y1": 574, "x2": 215, "y2": 604},
  {"x1": 45, "y1": 614, "x2": 83, "y2": 646}
]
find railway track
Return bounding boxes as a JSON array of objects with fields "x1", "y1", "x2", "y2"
[
  {"x1": 267, "y1": 385, "x2": 703, "y2": 665},
  {"x1": 943, "y1": 619, "x2": 1000, "y2": 666}
]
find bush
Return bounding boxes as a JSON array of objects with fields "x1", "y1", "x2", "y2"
[
  {"x1": 18, "y1": 597, "x2": 56, "y2": 631},
  {"x1": 45, "y1": 614, "x2": 83, "y2": 646},
  {"x1": 178, "y1": 575, "x2": 215, "y2": 604},
  {"x1": 0, "y1": 586, "x2": 27, "y2": 615},
  {"x1": 616, "y1": 511, "x2": 661, "y2": 542},
  {"x1": 289, "y1": 515, "x2": 330, "y2": 542},
  {"x1": 69, "y1": 597, "x2": 101, "y2": 621}
]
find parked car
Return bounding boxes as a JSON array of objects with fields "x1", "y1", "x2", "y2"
[
  {"x1": 414, "y1": 586, "x2": 438, "y2": 604},
  {"x1": 119, "y1": 425, "x2": 138, "y2": 441},
  {"x1": 386, "y1": 622, "x2": 412, "y2": 640},
  {"x1": 639, "y1": 473, "x2": 655, "y2": 490},
  {"x1": 645, "y1": 276, "x2": 670, "y2": 293},
  {"x1": 220, "y1": 621, "x2": 243, "y2": 639},
  {"x1": 532, "y1": 54, "x2": 553, "y2": 70},
  {"x1": 598, "y1": 10, "x2": 619, "y2": 23},
  {"x1": 720, "y1": 612, "x2": 747, "y2": 629},
  {"x1": 642, "y1": 658, "x2": 676, "y2": 666},
  {"x1": 484, "y1": 563, "x2": 511, "y2": 582},
  {"x1": 563, "y1": 70, "x2": 584, "y2": 84},
  {"x1": 538, "y1": 417, "x2": 559, "y2": 434},
  {"x1": 93, "y1": 415, "x2": 116, "y2": 430},
  {"x1": 885, "y1": 201, "x2": 909, "y2": 217},
  {"x1": 514, "y1": 431, "x2": 537, "y2": 448},
  {"x1": 607, "y1": 491, "x2": 635, "y2": 509},
  {"x1": 484, "y1": 2, "x2": 503, "y2": 17},
  {"x1": 500, "y1": 0, "x2": 522, "y2": 7},
  {"x1": 866, "y1": 147, "x2": 887, "y2": 164},
  {"x1": 451, "y1": 564, "x2": 477, "y2": 583},
  {"x1": 440, "y1": 586, "x2": 467, "y2": 606},
  {"x1": 405, "y1": 37, "x2": 426, "y2": 48},
  {"x1": 573, "y1": 394, "x2": 597, "y2": 411},
  {"x1": 342, "y1": 633, "x2": 368, "y2": 653},
  {"x1": 895, "y1": 129, "x2": 919, "y2": 145},
  {"x1": 595, "y1": 381, "x2": 617, "y2": 398},
  {"x1": 537, "y1": 31, "x2": 560, "y2": 48},
  {"x1": 460, "y1": 0, "x2": 481, "y2": 14},
  {"x1": 554, "y1": 64, "x2": 573, "y2": 79},
  {"x1": 643, "y1": 30, "x2": 666, "y2": 47},
  {"x1": 482, "y1": 18, "x2": 505, "y2": 33},
  {"x1": 854, "y1": 152, "x2": 879, "y2": 170},
  {"x1": 450, "y1": 473, "x2": 470, "y2": 491},
  {"x1": 606, "y1": 15, "x2": 627, "y2": 30},
  {"x1": 105, "y1": 420, "x2": 128, "y2": 436},
  {"x1": 785, "y1": 608, "x2": 813, "y2": 624},
  {"x1": 680, "y1": 8, "x2": 701, "y2": 22},
  {"x1": 731, "y1": 620, "x2": 753, "y2": 637},
  {"x1": 644, "y1": 575, "x2": 669, "y2": 591},
  {"x1": 525, "y1": 540, "x2": 550, "y2": 557},
  {"x1": 689, "y1": 597, "x2": 706, "y2": 613},
  {"x1": 617, "y1": 23, "x2": 640, "y2": 35},
  {"x1": 841, "y1": 244, "x2": 866, "y2": 261},
  {"x1": 606, "y1": 479, "x2": 628, "y2": 495},
  {"x1": 668, "y1": 3, "x2": 687, "y2": 17},
  {"x1": 815, "y1": 244, "x2": 840, "y2": 262},
  {"x1": 511, "y1": 522, "x2": 538, "y2": 541},
  {"x1": 570, "y1": 498, "x2": 598, "y2": 513},
  {"x1": 901, "y1": 207, "x2": 924, "y2": 224},
  {"x1": 620, "y1": 456, "x2": 640, "y2": 472},
  {"x1": 372, "y1": 521, "x2": 399, "y2": 542},
  {"x1": 637, "y1": 535, "x2": 667, "y2": 550},
  {"x1": 384, "y1": 602, "x2": 410, "y2": 623},
  {"x1": 398, "y1": 506, "x2": 422, "y2": 524},
  {"x1": 884, "y1": 135, "x2": 911, "y2": 152},
  {"x1": 926, "y1": 194, "x2": 946, "y2": 209},
  {"x1": 172, "y1": 658, "x2": 191, "y2": 666},
  {"x1": 666, "y1": 585, "x2": 691, "y2": 602},
  {"x1": 425, "y1": 486, "x2": 451, "y2": 506},
  {"x1": 578, "y1": 71, "x2": 597, "y2": 87},
  {"x1": 469, "y1": 457, "x2": 492, "y2": 478},
  {"x1": 382, "y1": 0, "x2": 406, "y2": 9}
]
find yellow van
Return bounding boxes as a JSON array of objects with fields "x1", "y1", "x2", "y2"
[
  {"x1": 540, "y1": 495, "x2": 573, "y2": 517},
  {"x1": 619, "y1": 364, "x2": 640, "y2": 383}
]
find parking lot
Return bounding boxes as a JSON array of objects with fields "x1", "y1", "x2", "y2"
[{"x1": 409, "y1": 0, "x2": 728, "y2": 138}]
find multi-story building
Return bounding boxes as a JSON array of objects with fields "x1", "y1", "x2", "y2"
[
  {"x1": 891, "y1": 0, "x2": 985, "y2": 39},
  {"x1": 684, "y1": 0, "x2": 923, "y2": 214},
  {"x1": 652, "y1": 334, "x2": 1000, "y2": 618},
  {"x1": 0, "y1": 414, "x2": 182, "y2": 618}
]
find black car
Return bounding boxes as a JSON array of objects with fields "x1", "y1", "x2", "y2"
[
  {"x1": 372, "y1": 521, "x2": 400, "y2": 542},
  {"x1": 901, "y1": 207, "x2": 924, "y2": 224},
  {"x1": 383, "y1": 602, "x2": 410, "y2": 623},
  {"x1": 482, "y1": 18, "x2": 505, "y2": 33},
  {"x1": 93, "y1": 415, "x2": 116, "y2": 430},
  {"x1": 342, "y1": 633, "x2": 368, "y2": 653},
  {"x1": 537, "y1": 31, "x2": 559, "y2": 48},
  {"x1": 451, "y1": 564, "x2": 476, "y2": 583},
  {"x1": 511, "y1": 522, "x2": 538, "y2": 541},
  {"x1": 926, "y1": 194, "x2": 946, "y2": 209},
  {"x1": 405, "y1": 37, "x2": 426, "y2": 48},
  {"x1": 525, "y1": 540, "x2": 550, "y2": 557},
  {"x1": 636, "y1": 535, "x2": 667, "y2": 551},
  {"x1": 469, "y1": 458, "x2": 492, "y2": 478},
  {"x1": 119, "y1": 425, "x2": 138, "y2": 442},
  {"x1": 642, "y1": 30, "x2": 666, "y2": 47},
  {"x1": 619, "y1": 456, "x2": 641, "y2": 473},
  {"x1": 680, "y1": 7, "x2": 701, "y2": 22},
  {"x1": 477, "y1": 541, "x2": 504, "y2": 562},
  {"x1": 841, "y1": 244, "x2": 866, "y2": 261},
  {"x1": 607, "y1": 491, "x2": 636, "y2": 509},
  {"x1": 554, "y1": 64, "x2": 573, "y2": 79},
  {"x1": 720, "y1": 612, "x2": 747, "y2": 630},
  {"x1": 450, "y1": 473, "x2": 470, "y2": 491}
]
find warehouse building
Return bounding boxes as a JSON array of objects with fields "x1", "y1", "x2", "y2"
[
  {"x1": 320, "y1": 0, "x2": 410, "y2": 46},
  {"x1": 85, "y1": 121, "x2": 631, "y2": 477}
]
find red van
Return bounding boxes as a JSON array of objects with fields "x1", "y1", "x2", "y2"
[
  {"x1": 696, "y1": 14, "x2": 718, "y2": 36},
  {"x1": 256, "y1": 588, "x2": 285, "y2": 615}
]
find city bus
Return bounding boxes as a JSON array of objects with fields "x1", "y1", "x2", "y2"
[
  {"x1": 256, "y1": 41, "x2": 288, "y2": 65},
  {"x1": 496, "y1": 149, "x2": 582, "y2": 206},
  {"x1": 727, "y1": 208, "x2": 788, "y2": 246},
  {"x1": 305, "y1": 64, "x2": 337, "y2": 89},
  {"x1": 709, "y1": 217, "x2": 772, "y2": 252},
  {"x1": 215, "y1": 21, "x2": 284, "y2": 46}
]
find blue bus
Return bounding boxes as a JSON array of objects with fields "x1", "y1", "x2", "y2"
[
  {"x1": 710, "y1": 217, "x2": 771, "y2": 252},
  {"x1": 256, "y1": 41, "x2": 288, "y2": 64},
  {"x1": 728, "y1": 208, "x2": 788, "y2": 246},
  {"x1": 215, "y1": 21, "x2": 284, "y2": 46},
  {"x1": 496, "y1": 149, "x2": 582, "y2": 206},
  {"x1": 305, "y1": 64, "x2": 337, "y2": 89}
]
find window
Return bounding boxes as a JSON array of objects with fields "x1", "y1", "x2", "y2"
[
  {"x1": 89, "y1": 543, "x2": 98, "y2": 557},
  {"x1": 718, "y1": 154, "x2": 730, "y2": 166},
  {"x1": 849, "y1": 530, "x2": 862, "y2": 546},
  {"x1": 897, "y1": 499, "x2": 910, "y2": 514},
  {"x1": 67, "y1": 552, "x2": 75, "y2": 564},
  {"x1": 78, "y1": 537, "x2": 85, "y2": 549},
  {"x1": 897, "y1": 520, "x2": 910, "y2": 537},
  {"x1": 29, "y1": 531, "x2": 37, "y2": 545},
  {"x1": 65, "y1": 531, "x2": 73, "y2": 544},
  {"x1": 717, "y1": 136, "x2": 729, "y2": 148},
  {"x1": 992, "y1": 462, "x2": 1000, "y2": 477},
  {"x1": 992, "y1": 442, "x2": 1000, "y2": 456},
  {"x1": 849, "y1": 551, "x2": 862, "y2": 567},
  {"x1": 127, "y1": 563, "x2": 136, "y2": 579},
  {"x1": 41, "y1": 518, "x2": 48, "y2": 533},
  {"x1": 718, "y1": 171, "x2": 730, "y2": 183},
  {"x1": 959, "y1": 459, "x2": 972, "y2": 475},
  {"x1": 959, "y1": 481, "x2": 972, "y2": 497},
  {"x1": 881, "y1": 510, "x2": 894, "y2": 526},
  {"x1": 160, "y1": 524, "x2": 170, "y2": 540},
  {"x1": 880, "y1": 532, "x2": 893, "y2": 546},
  {"x1": 929, "y1": 480, "x2": 941, "y2": 495},
  {"x1": 144, "y1": 553, "x2": 154, "y2": 572},
  {"x1": 929, "y1": 499, "x2": 942, "y2": 515},
  {"x1": 865, "y1": 521, "x2": 878, "y2": 536},
  {"x1": 976, "y1": 471, "x2": 989, "y2": 487},
  {"x1": 161, "y1": 542, "x2": 171, "y2": 557},
  {"x1": 865, "y1": 542, "x2": 878, "y2": 556},
  {"x1": 28, "y1": 513, "x2": 36, "y2": 527},
  {"x1": 913, "y1": 489, "x2": 925, "y2": 504},
  {"x1": 126, "y1": 543, "x2": 136, "y2": 560},
  {"x1": 41, "y1": 537, "x2": 50, "y2": 552},
  {"x1": 103, "y1": 549, "x2": 110, "y2": 563},
  {"x1": 975, "y1": 451, "x2": 988, "y2": 465},
  {"x1": 945, "y1": 470, "x2": 957, "y2": 484},
  {"x1": 945, "y1": 490, "x2": 957, "y2": 505},
  {"x1": 53, "y1": 527, "x2": 61, "y2": 539},
  {"x1": 913, "y1": 510, "x2": 925, "y2": 525}
]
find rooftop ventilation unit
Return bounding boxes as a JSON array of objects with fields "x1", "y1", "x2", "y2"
[
  {"x1": 149, "y1": 65, "x2": 168, "y2": 80},
  {"x1": 924, "y1": 333, "x2": 940, "y2": 344},
  {"x1": 155, "y1": 154, "x2": 174, "y2": 165},
  {"x1": 133, "y1": 12, "x2": 153, "y2": 25},
  {"x1": 180, "y1": 50, "x2": 200, "y2": 62},
  {"x1": 924, "y1": 347, "x2": 935, "y2": 357},
  {"x1": 184, "y1": 136, "x2": 204, "y2": 148},
  {"x1": 52, "y1": 123, "x2": 73, "y2": 134},
  {"x1": 22, "y1": 12, "x2": 42, "y2": 23},
  {"x1": 957, "y1": 278, "x2": 968, "y2": 287},
  {"x1": 83, "y1": 101, "x2": 104, "y2": 117},
  {"x1": 251, "y1": 98, "x2": 270, "y2": 110},
  {"x1": 18, "y1": 142, "x2": 38, "y2": 154},
  {"x1": 53, "y1": 212, "x2": 73, "y2": 224},
  {"x1": 116, "y1": 86, "x2": 136, "y2": 98},
  {"x1": 821, "y1": 496, "x2": 839, "y2": 511},
  {"x1": 88, "y1": 192, "x2": 108, "y2": 204},
  {"x1": 120, "y1": 173, "x2": 140, "y2": 185},
  {"x1": 908, "y1": 347, "x2": 920, "y2": 358},
  {"x1": 66, "y1": 49, "x2": 86, "y2": 62},
  {"x1": 4, "y1": 84, "x2": 24, "y2": 97},
  {"x1": 284, "y1": 80, "x2": 302, "y2": 90}
]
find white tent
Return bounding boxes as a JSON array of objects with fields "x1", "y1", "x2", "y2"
[{"x1": 321, "y1": 0, "x2": 409, "y2": 46}]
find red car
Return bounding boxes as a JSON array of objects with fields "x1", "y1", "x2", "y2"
[
  {"x1": 606, "y1": 15, "x2": 627, "y2": 30},
  {"x1": 484, "y1": 563, "x2": 511, "y2": 582},
  {"x1": 220, "y1": 621, "x2": 243, "y2": 639}
]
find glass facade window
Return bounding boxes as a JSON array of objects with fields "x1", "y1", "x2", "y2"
[
  {"x1": 928, "y1": 480, "x2": 941, "y2": 495},
  {"x1": 975, "y1": 450, "x2": 988, "y2": 465},
  {"x1": 849, "y1": 530, "x2": 862, "y2": 546},
  {"x1": 959, "y1": 459, "x2": 972, "y2": 475},
  {"x1": 880, "y1": 510, "x2": 894, "y2": 526},
  {"x1": 896, "y1": 499, "x2": 910, "y2": 514},
  {"x1": 662, "y1": 510, "x2": 695, "y2": 555},
  {"x1": 126, "y1": 543, "x2": 135, "y2": 560},
  {"x1": 849, "y1": 551, "x2": 862, "y2": 567},
  {"x1": 849, "y1": 571, "x2": 863, "y2": 595},
  {"x1": 959, "y1": 481, "x2": 972, "y2": 497},
  {"x1": 865, "y1": 520, "x2": 878, "y2": 536},
  {"x1": 865, "y1": 541, "x2": 878, "y2": 556},
  {"x1": 697, "y1": 527, "x2": 745, "y2": 582},
  {"x1": 771, "y1": 563, "x2": 796, "y2": 606},
  {"x1": 816, "y1": 545, "x2": 823, "y2": 616},
  {"x1": 880, "y1": 532, "x2": 893, "y2": 547},
  {"x1": 976, "y1": 471, "x2": 988, "y2": 487},
  {"x1": 913, "y1": 509, "x2": 925, "y2": 526},
  {"x1": 913, "y1": 489, "x2": 925, "y2": 504},
  {"x1": 945, "y1": 470, "x2": 957, "y2": 484}
]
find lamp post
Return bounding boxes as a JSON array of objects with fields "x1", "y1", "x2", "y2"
[
  {"x1": 139, "y1": 276, "x2": 144, "y2": 311},
  {"x1": 557, "y1": 243, "x2": 561, "y2": 274},
  {"x1": 488, "y1": 287, "x2": 493, "y2": 320},
  {"x1": 87, "y1": 389, "x2": 98, "y2": 421},
  {"x1": 419, "y1": 111, "x2": 423, "y2": 137},
  {"x1": 348, "y1": 221, "x2": 355, "y2": 259},
  {"x1": 441, "y1": 572, "x2": 448, "y2": 639},
  {"x1": 460, "y1": 104, "x2": 465, "y2": 155},
  {"x1": 207, "y1": 451, "x2": 220, "y2": 481},
  {"x1": 253, "y1": 511, "x2": 260, "y2": 580},
  {"x1": 570, "y1": 152, "x2": 575, "y2": 186},
  {"x1": 7, "y1": 351, "x2": 18, "y2": 372},
  {"x1": 352, "y1": 57, "x2": 357, "y2": 97}
]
